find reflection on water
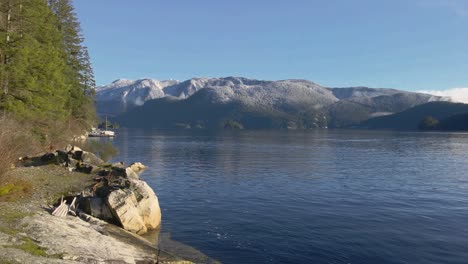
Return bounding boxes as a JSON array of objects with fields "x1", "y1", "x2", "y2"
[{"x1": 111, "y1": 129, "x2": 468, "y2": 264}]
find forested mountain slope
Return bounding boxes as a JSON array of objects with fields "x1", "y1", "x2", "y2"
[{"x1": 99, "y1": 77, "x2": 442, "y2": 129}]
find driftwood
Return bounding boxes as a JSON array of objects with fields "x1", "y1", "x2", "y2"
[{"x1": 52, "y1": 196, "x2": 77, "y2": 217}]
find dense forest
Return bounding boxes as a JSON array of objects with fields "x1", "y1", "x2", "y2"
[
  {"x1": 0, "y1": 0, "x2": 95, "y2": 173},
  {"x1": 0, "y1": 0, "x2": 95, "y2": 128}
]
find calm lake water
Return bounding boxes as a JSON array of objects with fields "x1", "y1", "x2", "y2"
[{"x1": 109, "y1": 129, "x2": 468, "y2": 264}]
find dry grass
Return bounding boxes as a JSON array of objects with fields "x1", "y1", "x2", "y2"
[
  {"x1": 0, "y1": 114, "x2": 93, "y2": 177},
  {"x1": 0, "y1": 115, "x2": 42, "y2": 177}
]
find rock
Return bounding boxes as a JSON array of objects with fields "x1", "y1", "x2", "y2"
[
  {"x1": 129, "y1": 162, "x2": 147, "y2": 172},
  {"x1": 40, "y1": 152, "x2": 57, "y2": 163},
  {"x1": 71, "y1": 150, "x2": 83, "y2": 161},
  {"x1": 93, "y1": 179, "x2": 111, "y2": 198},
  {"x1": 65, "y1": 144, "x2": 73, "y2": 152},
  {"x1": 125, "y1": 167, "x2": 139, "y2": 180},
  {"x1": 18, "y1": 156, "x2": 29, "y2": 161},
  {"x1": 67, "y1": 145, "x2": 82, "y2": 152},
  {"x1": 75, "y1": 163, "x2": 94, "y2": 174},
  {"x1": 112, "y1": 162, "x2": 125, "y2": 169},
  {"x1": 96, "y1": 169, "x2": 109, "y2": 176},
  {"x1": 80, "y1": 197, "x2": 115, "y2": 223},
  {"x1": 109, "y1": 166, "x2": 126, "y2": 177},
  {"x1": 81, "y1": 151, "x2": 105, "y2": 166},
  {"x1": 109, "y1": 166, "x2": 139, "y2": 179},
  {"x1": 106, "y1": 179, "x2": 161, "y2": 234},
  {"x1": 21, "y1": 213, "x2": 159, "y2": 263},
  {"x1": 55, "y1": 150, "x2": 70, "y2": 165},
  {"x1": 107, "y1": 189, "x2": 146, "y2": 234},
  {"x1": 128, "y1": 179, "x2": 161, "y2": 230},
  {"x1": 62, "y1": 156, "x2": 161, "y2": 236},
  {"x1": 71, "y1": 150, "x2": 104, "y2": 167},
  {"x1": 68, "y1": 159, "x2": 78, "y2": 168}
]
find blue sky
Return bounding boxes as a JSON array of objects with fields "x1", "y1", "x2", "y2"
[{"x1": 74, "y1": 0, "x2": 468, "y2": 91}]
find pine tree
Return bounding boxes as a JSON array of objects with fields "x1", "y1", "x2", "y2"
[
  {"x1": 0, "y1": 0, "x2": 70, "y2": 121},
  {"x1": 48, "y1": 0, "x2": 96, "y2": 125},
  {"x1": 0, "y1": 0, "x2": 95, "y2": 132},
  {"x1": 0, "y1": 0, "x2": 22, "y2": 108}
]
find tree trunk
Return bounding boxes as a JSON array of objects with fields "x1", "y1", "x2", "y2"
[{"x1": 2, "y1": 1, "x2": 12, "y2": 96}]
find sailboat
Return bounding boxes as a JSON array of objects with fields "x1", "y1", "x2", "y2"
[{"x1": 88, "y1": 116, "x2": 115, "y2": 137}]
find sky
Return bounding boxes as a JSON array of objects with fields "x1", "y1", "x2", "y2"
[{"x1": 74, "y1": 0, "x2": 468, "y2": 92}]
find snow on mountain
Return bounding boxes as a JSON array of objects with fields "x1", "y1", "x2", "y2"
[
  {"x1": 96, "y1": 77, "x2": 442, "y2": 118},
  {"x1": 97, "y1": 77, "x2": 336, "y2": 107},
  {"x1": 329, "y1": 87, "x2": 404, "y2": 99},
  {"x1": 96, "y1": 78, "x2": 180, "y2": 105}
]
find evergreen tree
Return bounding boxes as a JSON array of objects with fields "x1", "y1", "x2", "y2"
[
  {"x1": 0, "y1": 0, "x2": 95, "y2": 132},
  {"x1": 48, "y1": 0, "x2": 96, "y2": 125},
  {"x1": 0, "y1": 0, "x2": 70, "y2": 121},
  {"x1": 0, "y1": 0, "x2": 22, "y2": 107}
]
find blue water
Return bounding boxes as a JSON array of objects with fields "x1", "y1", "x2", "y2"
[{"x1": 110, "y1": 129, "x2": 468, "y2": 264}]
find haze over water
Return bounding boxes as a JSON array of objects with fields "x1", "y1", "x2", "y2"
[{"x1": 111, "y1": 129, "x2": 468, "y2": 264}]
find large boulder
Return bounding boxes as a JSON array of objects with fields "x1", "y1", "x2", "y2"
[
  {"x1": 81, "y1": 151, "x2": 105, "y2": 167},
  {"x1": 125, "y1": 167, "x2": 139, "y2": 180},
  {"x1": 70, "y1": 150, "x2": 104, "y2": 167},
  {"x1": 81, "y1": 197, "x2": 115, "y2": 223},
  {"x1": 104, "y1": 165, "x2": 140, "y2": 180},
  {"x1": 74, "y1": 160, "x2": 161, "y2": 235},
  {"x1": 106, "y1": 178, "x2": 161, "y2": 234}
]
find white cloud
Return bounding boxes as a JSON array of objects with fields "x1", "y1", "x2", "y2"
[{"x1": 418, "y1": 88, "x2": 468, "y2": 104}]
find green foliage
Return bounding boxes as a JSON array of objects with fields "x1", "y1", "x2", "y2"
[
  {"x1": 0, "y1": 225, "x2": 19, "y2": 236},
  {"x1": 0, "y1": 0, "x2": 95, "y2": 131},
  {"x1": 0, "y1": 210, "x2": 34, "y2": 224},
  {"x1": 6, "y1": 237, "x2": 47, "y2": 257},
  {"x1": 48, "y1": 0, "x2": 96, "y2": 127},
  {"x1": 418, "y1": 116, "x2": 439, "y2": 130},
  {"x1": 0, "y1": 184, "x2": 14, "y2": 196},
  {"x1": 1, "y1": 0, "x2": 68, "y2": 121}
]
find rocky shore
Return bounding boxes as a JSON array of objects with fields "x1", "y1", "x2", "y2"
[{"x1": 0, "y1": 146, "x2": 216, "y2": 264}]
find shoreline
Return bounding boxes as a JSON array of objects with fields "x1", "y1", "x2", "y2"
[{"x1": 0, "y1": 148, "x2": 217, "y2": 264}]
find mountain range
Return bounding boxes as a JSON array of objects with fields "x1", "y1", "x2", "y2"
[
  {"x1": 358, "y1": 101, "x2": 468, "y2": 130},
  {"x1": 96, "y1": 77, "x2": 450, "y2": 130}
]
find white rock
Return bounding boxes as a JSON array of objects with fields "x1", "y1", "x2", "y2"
[
  {"x1": 129, "y1": 162, "x2": 147, "y2": 172},
  {"x1": 106, "y1": 179, "x2": 161, "y2": 234},
  {"x1": 125, "y1": 167, "x2": 139, "y2": 180}
]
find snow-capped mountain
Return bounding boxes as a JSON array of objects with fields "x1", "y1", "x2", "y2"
[
  {"x1": 97, "y1": 77, "x2": 440, "y2": 116},
  {"x1": 96, "y1": 78, "x2": 225, "y2": 115},
  {"x1": 96, "y1": 77, "x2": 444, "y2": 129},
  {"x1": 97, "y1": 77, "x2": 338, "y2": 115},
  {"x1": 96, "y1": 78, "x2": 179, "y2": 106}
]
